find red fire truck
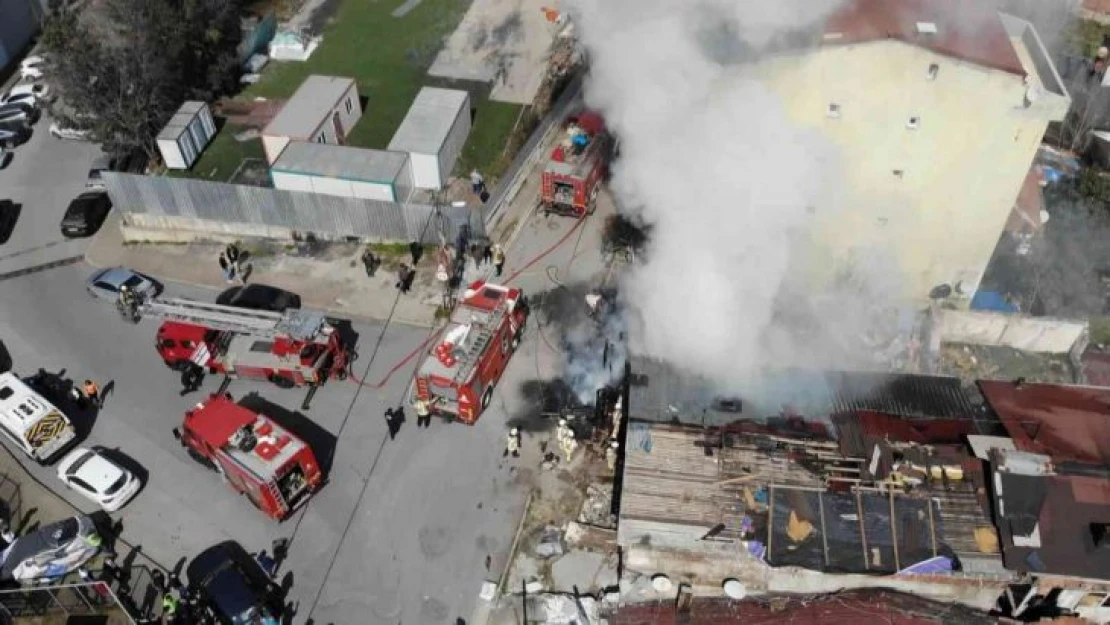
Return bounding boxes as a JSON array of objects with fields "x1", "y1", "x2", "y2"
[
  {"x1": 541, "y1": 111, "x2": 611, "y2": 218},
  {"x1": 135, "y1": 298, "x2": 351, "y2": 409},
  {"x1": 413, "y1": 281, "x2": 528, "y2": 424},
  {"x1": 172, "y1": 393, "x2": 323, "y2": 521}
]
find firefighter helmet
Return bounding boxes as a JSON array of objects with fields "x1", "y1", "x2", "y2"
[
  {"x1": 510, "y1": 427, "x2": 519, "y2": 436},
  {"x1": 558, "y1": 418, "x2": 567, "y2": 427}
]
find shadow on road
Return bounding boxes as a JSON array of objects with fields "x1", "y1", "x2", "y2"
[{"x1": 237, "y1": 392, "x2": 338, "y2": 477}]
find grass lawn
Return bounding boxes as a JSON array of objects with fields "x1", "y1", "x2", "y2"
[{"x1": 168, "y1": 124, "x2": 266, "y2": 182}]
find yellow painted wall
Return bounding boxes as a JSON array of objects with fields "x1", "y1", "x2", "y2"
[{"x1": 746, "y1": 39, "x2": 1064, "y2": 302}]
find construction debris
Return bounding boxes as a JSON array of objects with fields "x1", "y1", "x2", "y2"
[
  {"x1": 577, "y1": 484, "x2": 615, "y2": 528},
  {"x1": 535, "y1": 525, "x2": 566, "y2": 559}
]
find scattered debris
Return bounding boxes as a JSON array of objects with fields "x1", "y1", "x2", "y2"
[
  {"x1": 535, "y1": 525, "x2": 565, "y2": 559},
  {"x1": 576, "y1": 483, "x2": 615, "y2": 528}
]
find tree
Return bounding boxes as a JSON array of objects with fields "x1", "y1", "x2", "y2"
[{"x1": 40, "y1": 0, "x2": 243, "y2": 161}]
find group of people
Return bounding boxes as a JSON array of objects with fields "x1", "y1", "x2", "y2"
[
  {"x1": 217, "y1": 242, "x2": 247, "y2": 285},
  {"x1": 384, "y1": 397, "x2": 441, "y2": 439},
  {"x1": 466, "y1": 242, "x2": 505, "y2": 277}
]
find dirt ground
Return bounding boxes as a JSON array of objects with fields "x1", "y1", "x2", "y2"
[{"x1": 428, "y1": 0, "x2": 564, "y2": 104}]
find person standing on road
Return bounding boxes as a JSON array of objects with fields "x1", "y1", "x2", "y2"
[
  {"x1": 413, "y1": 397, "x2": 438, "y2": 428},
  {"x1": 492, "y1": 244, "x2": 505, "y2": 277},
  {"x1": 504, "y1": 428, "x2": 521, "y2": 458},
  {"x1": 82, "y1": 380, "x2": 100, "y2": 409},
  {"x1": 218, "y1": 253, "x2": 230, "y2": 281},
  {"x1": 361, "y1": 249, "x2": 379, "y2": 277},
  {"x1": 384, "y1": 408, "x2": 401, "y2": 440},
  {"x1": 409, "y1": 241, "x2": 423, "y2": 266},
  {"x1": 179, "y1": 364, "x2": 203, "y2": 396}
]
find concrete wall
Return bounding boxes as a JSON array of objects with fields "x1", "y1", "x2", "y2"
[
  {"x1": 932, "y1": 308, "x2": 1087, "y2": 353},
  {"x1": 750, "y1": 37, "x2": 1068, "y2": 303}
]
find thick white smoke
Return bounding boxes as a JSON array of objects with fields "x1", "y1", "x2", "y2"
[{"x1": 565, "y1": 0, "x2": 924, "y2": 391}]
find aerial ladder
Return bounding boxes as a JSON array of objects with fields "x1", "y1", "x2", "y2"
[{"x1": 124, "y1": 296, "x2": 333, "y2": 341}]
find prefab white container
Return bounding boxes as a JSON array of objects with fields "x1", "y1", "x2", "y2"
[
  {"x1": 388, "y1": 87, "x2": 471, "y2": 190},
  {"x1": 270, "y1": 141, "x2": 414, "y2": 203},
  {"x1": 262, "y1": 75, "x2": 361, "y2": 164},
  {"x1": 157, "y1": 101, "x2": 217, "y2": 170}
]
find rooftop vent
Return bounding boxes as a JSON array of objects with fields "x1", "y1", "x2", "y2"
[{"x1": 915, "y1": 22, "x2": 938, "y2": 35}]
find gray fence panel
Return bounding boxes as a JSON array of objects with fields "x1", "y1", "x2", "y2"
[{"x1": 103, "y1": 173, "x2": 457, "y2": 242}]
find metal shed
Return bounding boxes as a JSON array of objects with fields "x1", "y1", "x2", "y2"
[
  {"x1": 388, "y1": 87, "x2": 471, "y2": 190},
  {"x1": 156, "y1": 101, "x2": 217, "y2": 170},
  {"x1": 270, "y1": 141, "x2": 414, "y2": 202}
]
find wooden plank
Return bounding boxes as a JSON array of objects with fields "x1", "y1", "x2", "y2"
[
  {"x1": 818, "y1": 491, "x2": 830, "y2": 567},
  {"x1": 928, "y1": 498, "x2": 938, "y2": 558},
  {"x1": 767, "y1": 484, "x2": 775, "y2": 560},
  {"x1": 855, "y1": 488, "x2": 869, "y2": 570},
  {"x1": 715, "y1": 474, "x2": 756, "y2": 487},
  {"x1": 889, "y1": 488, "x2": 901, "y2": 571}
]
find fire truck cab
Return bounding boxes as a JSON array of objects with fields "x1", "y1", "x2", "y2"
[
  {"x1": 414, "y1": 281, "x2": 528, "y2": 424},
  {"x1": 173, "y1": 394, "x2": 322, "y2": 521},
  {"x1": 541, "y1": 111, "x2": 611, "y2": 218}
]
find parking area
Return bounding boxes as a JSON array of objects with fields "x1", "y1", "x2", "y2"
[{"x1": 0, "y1": 100, "x2": 104, "y2": 279}]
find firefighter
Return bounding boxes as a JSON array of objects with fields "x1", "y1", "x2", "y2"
[
  {"x1": 492, "y1": 244, "x2": 506, "y2": 277},
  {"x1": 560, "y1": 432, "x2": 578, "y2": 462},
  {"x1": 555, "y1": 418, "x2": 573, "y2": 444},
  {"x1": 179, "y1": 364, "x2": 204, "y2": 396},
  {"x1": 118, "y1": 285, "x2": 139, "y2": 322},
  {"x1": 83, "y1": 379, "x2": 100, "y2": 409},
  {"x1": 161, "y1": 590, "x2": 179, "y2": 620},
  {"x1": 606, "y1": 438, "x2": 620, "y2": 471},
  {"x1": 585, "y1": 291, "x2": 603, "y2": 318},
  {"x1": 503, "y1": 428, "x2": 521, "y2": 458},
  {"x1": 413, "y1": 396, "x2": 439, "y2": 429}
]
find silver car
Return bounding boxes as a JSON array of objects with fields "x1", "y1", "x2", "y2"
[{"x1": 86, "y1": 267, "x2": 160, "y2": 302}]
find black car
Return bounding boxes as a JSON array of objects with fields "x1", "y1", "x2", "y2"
[
  {"x1": 0, "y1": 200, "x2": 18, "y2": 244},
  {"x1": 60, "y1": 191, "x2": 111, "y2": 238},
  {"x1": 187, "y1": 541, "x2": 282, "y2": 625},
  {"x1": 216, "y1": 284, "x2": 302, "y2": 312},
  {"x1": 0, "y1": 123, "x2": 30, "y2": 147}
]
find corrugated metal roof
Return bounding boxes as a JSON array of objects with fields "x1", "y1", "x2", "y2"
[
  {"x1": 387, "y1": 87, "x2": 469, "y2": 155},
  {"x1": 271, "y1": 141, "x2": 409, "y2": 184},
  {"x1": 264, "y1": 75, "x2": 355, "y2": 138},
  {"x1": 978, "y1": 379, "x2": 1110, "y2": 465}
]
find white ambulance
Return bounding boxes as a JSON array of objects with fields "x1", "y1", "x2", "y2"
[{"x1": 0, "y1": 373, "x2": 77, "y2": 463}]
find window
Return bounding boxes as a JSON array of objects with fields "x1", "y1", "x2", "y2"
[
  {"x1": 826, "y1": 103, "x2": 841, "y2": 119},
  {"x1": 907, "y1": 116, "x2": 920, "y2": 130},
  {"x1": 892, "y1": 169, "x2": 904, "y2": 178},
  {"x1": 927, "y1": 63, "x2": 939, "y2": 80},
  {"x1": 345, "y1": 97, "x2": 353, "y2": 114},
  {"x1": 316, "y1": 134, "x2": 326, "y2": 144},
  {"x1": 69, "y1": 476, "x2": 96, "y2": 494}
]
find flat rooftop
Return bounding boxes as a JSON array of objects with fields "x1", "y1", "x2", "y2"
[
  {"x1": 265, "y1": 75, "x2": 356, "y2": 139},
  {"x1": 388, "y1": 87, "x2": 469, "y2": 155},
  {"x1": 271, "y1": 141, "x2": 409, "y2": 184}
]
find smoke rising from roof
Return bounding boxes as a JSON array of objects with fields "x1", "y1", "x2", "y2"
[{"x1": 566, "y1": 0, "x2": 921, "y2": 393}]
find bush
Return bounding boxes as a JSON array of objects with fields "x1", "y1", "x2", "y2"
[{"x1": 1078, "y1": 169, "x2": 1110, "y2": 204}]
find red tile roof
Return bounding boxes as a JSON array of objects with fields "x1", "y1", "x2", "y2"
[
  {"x1": 611, "y1": 590, "x2": 995, "y2": 625},
  {"x1": 978, "y1": 380, "x2": 1110, "y2": 465},
  {"x1": 824, "y1": 0, "x2": 1026, "y2": 77}
]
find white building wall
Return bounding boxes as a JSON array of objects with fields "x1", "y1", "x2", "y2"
[
  {"x1": 409, "y1": 153, "x2": 441, "y2": 190},
  {"x1": 262, "y1": 135, "x2": 291, "y2": 165},
  {"x1": 158, "y1": 137, "x2": 188, "y2": 170},
  {"x1": 270, "y1": 171, "x2": 314, "y2": 193},
  {"x1": 394, "y1": 157, "x2": 415, "y2": 203},
  {"x1": 437, "y1": 94, "x2": 472, "y2": 188},
  {"x1": 309, "y1": 175, "x2": 350, "y2": 198},
  {"x1": 333, "y1": 83, "x2": 362, "y2": 140},
  {"x1": 350, "y1": 180, "x2": 395, "y2": 202}
]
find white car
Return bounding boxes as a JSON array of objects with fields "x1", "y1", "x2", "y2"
[
  {"x1": 50, "y1": 122, "x2": 91, "y2": 141},
  {"x1": 55, "y1": 448, "x2": 141, "y2": 512},
  {"x1": 7, "y1": 81, "x2": 50, "y2": 102},
  {"x1": 19, "y1": 66, "x2": 43, "y2": 81},
  {"x1": 20, "y1": 55, "x2": 48, "y2": 71}
]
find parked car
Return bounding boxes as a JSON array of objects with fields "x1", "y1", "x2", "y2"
[
  {"x1": 49, "y1": 122, "x2": 91, "y2": 141},
  {"x1": 86, "y1": 153, "x2": 139, "y2": 189},
  {"x1": 0, "y1": 200, "x2": 19, "y2": 244},
  {"x1": 0, "y1": 110, "x2": 32, "y2": 128},
  {"x1": 0, "y1": 515, "x2": 102, "y2": 582},
  {"x1": 0, "y1": 102, "x2": 38, "y2": 124},
  {"x1": 6, "y1": 82, "x2": 50, "y2": 103},
  {"x1": 0, "y1": 91, "x2": 39, "y2": 110},
  {"x1": 85, "y1": 267, "x2": 159, "y2": 302},
  {"x1": 216, "y1": 284, "x2": 302, "y2": 312},
  {"x1": 0, "y1": 127, "x2": 30, "y2": 148},
  {"x1": 55, "y1": 448, "x2": 141, "y2": 512},
  {"x1": 19, "y1": 65, "x2": 43, "y2": 81},
  {"x1": 19, "y1": 55, "x2": 48, "y2": 74},
  {"x1": 187, "y1": 541, "x2": 283, "y2": 625},
  {"x1": 60, "y1": 191, "x2": 111, "y2": 238}
]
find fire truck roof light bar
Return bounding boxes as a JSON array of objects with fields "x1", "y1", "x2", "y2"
[{"x1": 140, "y1": 298, "x2": 330, "y2": 340}]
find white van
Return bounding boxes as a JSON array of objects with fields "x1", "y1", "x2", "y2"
[{"x1": 0, "y1": 373, "x2": 76, "y2": 463}]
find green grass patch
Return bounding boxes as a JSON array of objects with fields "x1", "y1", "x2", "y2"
[
  {"x1": 1069, "y1": 18, "x2": 1110, "y2": 58},
  {"x1": 455, "y1": 101, "x2": 524, "y2": 181},
  {"x1": 1092, "y1": 316, "x2": 1110, "y2": 345},
  {"x1": 169, "y1": 125, "x2": 265, "y2": 182}
]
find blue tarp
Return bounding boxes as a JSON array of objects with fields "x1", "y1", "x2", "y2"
[{"x1": 971, "y1": 291, "x2": 1019, "y2": 313}]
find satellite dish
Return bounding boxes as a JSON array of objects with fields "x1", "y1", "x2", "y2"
[
  {"x1": 651, "y1": 574, "x2": 673, "y2": 592},
  {"x1": 723, "y1": 579, "x2": 746, "y2": 599}
]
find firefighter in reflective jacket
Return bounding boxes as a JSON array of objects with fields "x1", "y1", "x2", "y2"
[
  {"x1": 557, "y1": 419, "x2": 577, "y2": 462},
  {"x1": 504, "y1": 427, "x2": 521, "y2": 458},
  {"x1": 414, "y1": 396, "x2": 440, "y2": 427}
]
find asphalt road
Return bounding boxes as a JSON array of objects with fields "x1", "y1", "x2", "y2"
[
  {"x1": 0, "y1": 112, "x2": 103, "y2": 277},
  {"x1": 0, "y1": 263, "x2": 534, "y2": 624}
]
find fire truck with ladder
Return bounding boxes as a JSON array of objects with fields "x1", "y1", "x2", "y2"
[
  {"x1": 172, "y1": 393, "x2": 323, "y2": 521},
  {"x1": 131, "y1": 298, "x2": 352, "y2": 409},
  {"x1": 540, "y1": 111, "x2": 612, "y2": 218},
  {"x1": 413, "y1": 281, "x2": 528, "y2": 424}
]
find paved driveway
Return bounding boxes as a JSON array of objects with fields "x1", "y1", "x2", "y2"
[
  {"x1": 0, "y1": 113, "x2": 103, "y2": 278},
  {"x1": 0, "y1": 263, "x2": 531, "y2": 624}
]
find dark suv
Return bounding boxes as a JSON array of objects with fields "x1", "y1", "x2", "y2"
[
  {"x1": 187, "y1": 541, "x2": 283, "y2": 625},
  {"x1": 60, "y1": 192, "x2": 111, "y2": 238},
  {"x1": 216, "y1": 284, "x2": 302, "y2": 312}
]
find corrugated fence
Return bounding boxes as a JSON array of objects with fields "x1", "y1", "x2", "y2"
[{"x1": 103, "y1": 172, "x2": 479, "y2": 244}]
